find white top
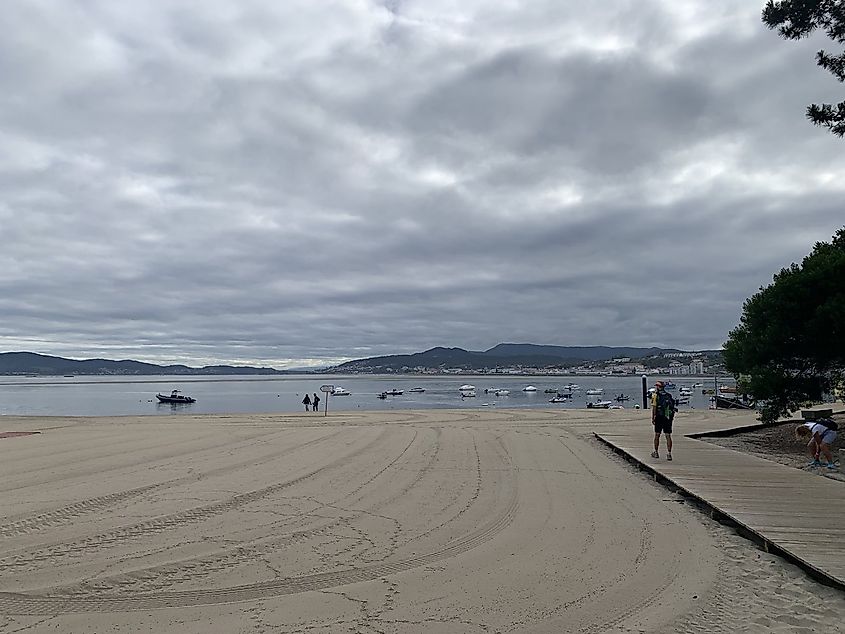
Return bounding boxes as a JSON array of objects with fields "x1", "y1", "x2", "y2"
[
  {"x1": 805, "y1": 422, "x2": 823, "y2": 431},
  {"x1": 805, "y1": 422, "x2": 835, "y2": 439}
]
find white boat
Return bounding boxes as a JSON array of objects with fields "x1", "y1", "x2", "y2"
[
  {"x1": 495, "y1": 389, "x2": 510, "y2": 396},
  {"x1": 549, "y1": 396, "x2": 569, "y2": 403},
  {"x1": 383, "y1": 389, "x2": 403, "y2": 396},
  {"x1": 523, "y1": 385, "x2": 538, "y2": 392},
  {"x1": 586, "y1": 400, "x2": 613, "y2": 409},
  {"x1": 585, "y1": 389, "x2": 603, "y2": 395},
  {"x1": 461, "y1": 390, "x2": 477, "y2": 397},
  {"x1": 332, "y1": 387, "x2": 351, "y2": 396},
  {"x1": 459, "y1": 384, "x2": 476, "y2": 392},
  {"x1": 408, "y1": 387, "x2": 425, "y2": 393},
  {"x1": 564, "y1": 383, "x2": 580, "y2": 390}
]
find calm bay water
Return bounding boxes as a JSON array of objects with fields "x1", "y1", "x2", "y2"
[{"x1": 0, "y1": 374, "x2": 727, "y2": 417}]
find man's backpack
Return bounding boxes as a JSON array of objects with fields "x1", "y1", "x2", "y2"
[{"x1": 657, "y1": 391, "x2": 676, "y2": 421}]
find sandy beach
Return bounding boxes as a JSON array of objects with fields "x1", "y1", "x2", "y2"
[{"x1": 1, "y1": 408, "x2": 842, "y2": 633}]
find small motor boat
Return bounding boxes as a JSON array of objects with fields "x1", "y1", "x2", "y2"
[{"x1": 156, "y1": 390, "x2": 196, "y2": 404}]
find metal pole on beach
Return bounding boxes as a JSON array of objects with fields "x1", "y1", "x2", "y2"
[{"x1": 642, "y1": 375, "x2": 648, "y2": 409}]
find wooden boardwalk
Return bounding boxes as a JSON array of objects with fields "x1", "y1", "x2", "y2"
[{"x1": 595, "y1": 408, "x2": 845, "y2": 590}]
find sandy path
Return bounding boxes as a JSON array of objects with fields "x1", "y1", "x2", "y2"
[{"x1": 0, "y1": 409, "x2": 841, "y2": 632}]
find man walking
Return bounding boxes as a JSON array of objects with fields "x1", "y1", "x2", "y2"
[
  {"x1": 302, "y1": 393, "x2": 311, "y2": 412},
  {"x1": 312, "y1": 393, "x2": 320, "y2": 413},
  {"x1": 651, "y1": 381, "x2": 675, "y2": 461}
]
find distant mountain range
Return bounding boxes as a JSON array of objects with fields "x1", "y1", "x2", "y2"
[
  {"x1": 0, "y1": 352, "x2": 288, "y2": 376},
  {"x1": 330, "y1": 344, "x2": 721, "y2": 373},
  {"x1": 0, "y1": 345, "x2": 722, "y2": 377}
]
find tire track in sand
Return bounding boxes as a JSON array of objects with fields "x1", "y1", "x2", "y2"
[
  {"x1": 36, "y1": 428, "x2": 435, "y2": 599},
  {"x1": 0, "y1": 441, "x2": 518, "y2": 615},
  {"x1": 0, "y1": 429, "x2": 344, "y2": 540},
  {"x1": 0, "y1": 428, "x2": 389, "y2": 569}
]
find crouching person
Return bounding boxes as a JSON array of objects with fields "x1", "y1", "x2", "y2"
[{"x1": 796, "y1": 419, "x2": 838, "y2": 469}]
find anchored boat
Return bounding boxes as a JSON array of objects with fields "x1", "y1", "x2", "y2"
[{"x1": 156, "y1": 390, "x2": 196, "y2": 404}]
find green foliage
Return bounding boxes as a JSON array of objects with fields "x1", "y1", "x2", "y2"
[
  {"x1": 763, "y1": 0, "x2": 845, "y2": 137},
  {"x1": 724, "y1": 227, "x2": 845, "y2": 422}
]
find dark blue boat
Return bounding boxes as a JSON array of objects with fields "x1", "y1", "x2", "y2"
[{"x1": 156, "y1": 390, "x2": 196, "y2": 404}]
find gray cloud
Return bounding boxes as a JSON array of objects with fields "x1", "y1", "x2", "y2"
[{"x1": 1, "y1": 0, "x2": 843, "y2": 368}]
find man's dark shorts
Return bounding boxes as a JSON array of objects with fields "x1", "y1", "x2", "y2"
[{"x1": 654, "y1": 416, "x2": 673, "y2": 434}]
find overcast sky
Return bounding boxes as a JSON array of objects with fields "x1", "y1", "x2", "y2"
[{"x1": 1, "y1": 1, "x2": 843, "y2": 369}]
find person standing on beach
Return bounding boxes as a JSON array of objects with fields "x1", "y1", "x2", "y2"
[
  {"x1": 651, "y1": 381, "x2": 675, "y2": 461},
  {"x1": 312, "y1": 393, "x2": 320, "y2": 413},
  {"x1": 302, "y1": 394, "x2": 311, "y2": 412},
  {"x1": 795, "y1": 419, "x2": 838, "y2": 468}
]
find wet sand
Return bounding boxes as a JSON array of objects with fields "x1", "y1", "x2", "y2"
[{"x1": 0, "y1": 409, "x2": 842, "y2": 632}]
